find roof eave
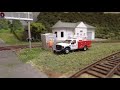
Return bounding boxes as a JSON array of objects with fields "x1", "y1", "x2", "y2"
[
  {"x1": 87, "y1": 27, "x2": 96, "y2": 29},
  {"x1": 52, "y1": 27, "x2": 75, "y2": 28}
]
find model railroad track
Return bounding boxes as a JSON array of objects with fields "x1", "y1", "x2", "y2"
[
  {"x1": 70, "y1": 51, "x2": 120, "y2": 78},
  {"x1": 0, "y1": 44, "x2": 41, "y2": 51}
]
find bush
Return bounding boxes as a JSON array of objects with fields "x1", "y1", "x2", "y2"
[
  {"x1": 0, "y1": 19, "x2": 10, "y2": 30},
  {"x1": 30, "y1": 22, "x2": 46, "y2": 41},
  {"x1": 10, "y1": 20, "x2": 24, "y2": 41}
]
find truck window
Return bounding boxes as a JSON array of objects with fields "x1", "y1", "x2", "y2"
[
  {"x1": 73, "y1": 40, "x2": 76, "y2": 43},
  {"x1": 63, "y1": 40, "x2": 71, "y2": 44},
  {"x1": 71, "y1": 40, "x2": 76, "y2": 44}
]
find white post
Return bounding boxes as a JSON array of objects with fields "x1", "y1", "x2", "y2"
[{"x1": 28, "y1": 21, "x2": 32, "y2": 50}]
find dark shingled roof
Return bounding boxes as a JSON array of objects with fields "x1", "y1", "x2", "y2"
[{"x1": 52, "y1": 20, "x2": 95, "y2": 29}]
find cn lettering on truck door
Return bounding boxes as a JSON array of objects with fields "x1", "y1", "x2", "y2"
[{"x1": 71, "y1": 40, "x2": 78, "y2": 50}]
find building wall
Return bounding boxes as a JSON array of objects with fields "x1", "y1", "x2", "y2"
[
  {"x1": 52, "y1": 28, "x2": 74, "y2": 41},
  {"x1": 75, "y1": 22, "x2": 95, "y2": 40},
  {"x1": 52, "y1": 27, "x2": 95, "y2": 41},
  {"x1": 52, "y1": 28, "x2": 66, "y2": 41},
  {"x1": 87, "y1": 28, "x2": 95, "y2": 40},
  {"x1": 52, "y1": 22, "x2": 95, "y2": 41},
  {"x1": 75, "y1": 27, "x2": 87, "y2": 39},
  {"x1": 66, "y1": 28, "x2": 74, "y2": 39}
]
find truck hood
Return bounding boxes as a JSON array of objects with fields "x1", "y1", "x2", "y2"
[{"x1": 56, "y1": 43, "x2": 70, "y2": 47}]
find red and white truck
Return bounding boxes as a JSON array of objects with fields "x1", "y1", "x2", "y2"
[{"x1": 53, "y1": 38, "x2": 92, "y2": 54}]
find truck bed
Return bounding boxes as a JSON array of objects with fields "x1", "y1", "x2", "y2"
[{"x1": 78, "y1": 40, "x2": 92, "y2": 49}]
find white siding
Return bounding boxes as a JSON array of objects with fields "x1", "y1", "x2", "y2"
[
  {"x1": 76, "y1": 22, "x2": 87, "y2": 28},
  {"x1": 75, "y1": 27, "x2": 87, "y2": 39},
  {"x1": 66, "y1": 29, "x2": 74, "y2": 39},
  {"x1": 92, "y1": 30, "x2": 95, "y2": 40},
  {"x1": 52, "y1": 22, "x2": 95, "y2": 41},
  {"x1": 52, "y1": 28, "x2": 74, "y2": 41},
  {"x1": 52, "y1": 28, "x2": 67, "y2": 41},
  {"x1": 87, "y1": 29, "x2": 95, "y2": 40}
]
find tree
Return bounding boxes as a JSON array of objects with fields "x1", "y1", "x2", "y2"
[
  {"x1": 10, "y1": 20, "x2": 24, "y2": 40},
  {"x1": 11, "y1": 20, "x2": 24, "y2": 32},
  {"x1": 30, "y1": 22, "x2": 46, "y2": 41},
  {"x1": 0, "y1": 19, "x2": 10, "y2": 30}
]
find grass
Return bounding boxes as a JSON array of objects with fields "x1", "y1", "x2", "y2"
[
  {"x1": 0, "y1": 29, "x2": 41, "y2": 45},
  {"x1": 0, "y1": 29, "x2": 21, "y2": 45},
  {"x1": 18, "y1": 42, "x2": 120, "y2": 77}
]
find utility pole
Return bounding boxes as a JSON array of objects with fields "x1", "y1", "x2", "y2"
[
  {"x1": 28, "y1": 21, "x2": 32, "y2": 50},
  {"x1": 26, "y1": 12, "x2": 32, "y2": 50},
  {"x1": 27, "y1": 12, "x2": 32, "y2": 50}
]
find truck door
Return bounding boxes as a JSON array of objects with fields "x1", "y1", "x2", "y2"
[{"x1": 71, "y1": 40, "x2": 78, "y2": 50}]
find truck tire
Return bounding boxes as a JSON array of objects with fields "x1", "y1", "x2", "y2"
[
  {"x1": 64, "y1": 48, "x2": 70, "y2": 54},
  {"x1": 53, "y1": 50, "x2": 56, "y2": 54},
  {"x1": 83, "y1": 46, "x2": 87, "y2": 51}
]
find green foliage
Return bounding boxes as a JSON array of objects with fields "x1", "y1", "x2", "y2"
[
  {"x1": 0, "y1": 29, "x2": 40, "y2": 45},
  {"x1": 10, "y1": 20, "x2": 24, "y2": 41},
  {"x1": 30, "y1": 22, "x2": 46, "y2": 41},
  {"x1": 0, "y1": 29, "x2": 21, "y2": 44},
  {"x1": 11, "y1": 20, "x2": 24, "y2": 32},
  {"x1": 37, "y1": 12, "x2": 120, "y2": 40},
  {"x1": 30, "y1": 22, "x2": 46, "y2": 33},
  {"x1": 0, "y1": 19, "x2": 10, "y2": 30}
]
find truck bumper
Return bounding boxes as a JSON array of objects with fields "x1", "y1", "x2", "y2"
[{"x1": 53, "y1": 49, "x2": 65, "y2": 53}]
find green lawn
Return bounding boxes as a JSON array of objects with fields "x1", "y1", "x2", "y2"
[
  {"x1": 0, "y1": 29, "x2": 41, "y2": 45},
  {"x1": 17, "y1": 42, "x2": 120, "y2": 77},
  {"x1": 0, "y1": 29, "x2": 21, "y2": 45}
]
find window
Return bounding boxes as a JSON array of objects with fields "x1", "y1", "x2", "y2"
[
  {"x1": 63, "y1": 40, "x2": 71, "y2": 44},
  {"x1": 55, "y1": 32, "x2": 57, "y2": 37},
  {"x1": 73, "y1": 40, "x2": 76, "y2": 43},
  {"x1": 71, "y1": 40, "x2": 76, "y2": 44},
  {"x1": 80, "y1": 30, "x2": 83, "y2": 32},
  {"x1": 61, "y1": 32, "x2": 64, "y2": 37}
]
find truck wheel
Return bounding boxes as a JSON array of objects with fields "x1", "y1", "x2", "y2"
[
  {"x1": 64, "y1": 48, "x2": 70, "y2": 54},
  {"x1": 83, "y1": 46, "x2": 87, "y2": 51},
  {"x1": 53, "y1": 50, "x2": 56, "y2": 54}
]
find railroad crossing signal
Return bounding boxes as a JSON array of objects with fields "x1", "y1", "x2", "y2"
[{"x1": 0, "y1": 12, "x2": 5, "y2": 18}]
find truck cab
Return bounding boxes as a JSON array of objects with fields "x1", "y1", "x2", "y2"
[{"x1": 53, "y1": 38, "x2": 91, "y2": 54}]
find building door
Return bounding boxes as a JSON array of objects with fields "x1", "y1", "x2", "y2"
[{"x1": 87, "y1": 32, "x2": 92, "y2": 40}]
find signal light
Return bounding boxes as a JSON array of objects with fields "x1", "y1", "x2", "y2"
[{"x1": 0, "y1": 12, "x2": 5, "y2": 18}]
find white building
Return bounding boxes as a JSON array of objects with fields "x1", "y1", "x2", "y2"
[{"x1": 52, "y1": 20, "x2": 95, "y2": 41}]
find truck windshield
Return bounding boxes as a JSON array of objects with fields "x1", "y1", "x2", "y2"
[{"x1": 63, "y1": 40, "x2": 71, "y2": 44}]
